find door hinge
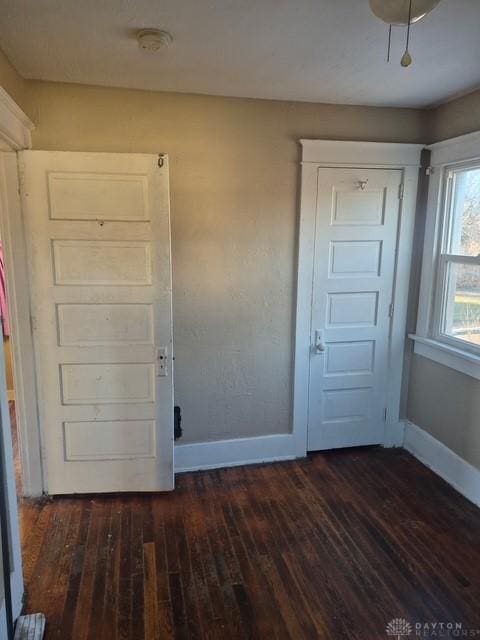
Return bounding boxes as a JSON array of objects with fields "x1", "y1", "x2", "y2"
[
  {"x1": 383, "y1": 408, "x2": 388, "y2": 422},
  {"x1": 398, "y1": 182, "x2": 404, "y2": 200},
  {"x1": 388, "y1": 302, "x2": 394, "y2": 318},
  {"x1": 425, "y1": 166, "x2": 434, "y2": 176},
  {"x1": 174, "y1": 406, "x2": 183, "y2": 440},
  {"x1": 17, "y1": 163, "x2": 25, "y2": 195}
]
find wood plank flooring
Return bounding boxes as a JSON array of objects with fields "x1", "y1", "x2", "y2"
[{"x1": 19, "y1": 447, "x2": 480, "y2": 639}]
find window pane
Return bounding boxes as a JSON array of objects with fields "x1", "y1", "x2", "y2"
[
  {"x1": 443, "y1": 262, "x2": 480, "y2": 346},
  {"x1": 450, "y1": 168, "x2": 480, "y2": 257}
]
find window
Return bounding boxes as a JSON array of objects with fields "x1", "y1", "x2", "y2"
[
  {"x1": 412, "y1": 134, "x2": 480, "y2": 380},
  {"x1": 435, "y1": 165, "x2": 480, "y2": 354}
]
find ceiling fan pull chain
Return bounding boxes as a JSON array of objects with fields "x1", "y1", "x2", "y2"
[{"x1": 401, "y1": 0, "x2": 413, "y2": 67}]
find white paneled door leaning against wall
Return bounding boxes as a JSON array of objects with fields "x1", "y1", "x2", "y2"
[
  {"x1": 308, "y1": 168, "x2": 402, "y2": 451},
  {"x1": 20, "y1": 151, "x2": 174, "y2": 494}
]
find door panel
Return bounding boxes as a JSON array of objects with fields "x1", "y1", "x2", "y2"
[
  {"x1": 57, "y1": 304, "x2": 154, "y2": 346},
  {"x1": 47, "y1": 171, "x2": 149, "y2": 221},
  {"x1": 308, "y1": 168, "x2": 402, "y2": 451},
  {"x1": 20, "y1": 151, "x2": 174, "y2": 493},
  {"x1": 52, "y1": 240, "x2": 153, "y2": 286}
]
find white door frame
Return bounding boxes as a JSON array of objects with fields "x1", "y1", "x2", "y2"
[
  {"x1": 0, "y1": 86, "x2": 35, "y2": 637},
  {"x1": 293, "y1": 140, "x2": 424, "y2": 457},
  {"x1": 0, "y1": 87, "x2": 42, "y2": 497}
]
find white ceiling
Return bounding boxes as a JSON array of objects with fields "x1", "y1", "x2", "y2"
[{"x1": 1, "y1": 0, "x2": 479, "y2": 108}]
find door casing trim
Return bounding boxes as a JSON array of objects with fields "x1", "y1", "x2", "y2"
[
  {"x1": 293, "y1": 139, "x2": 424, "y2": 457},
  {"x1": 0, "y1": 86, "x2": 34, "y2": 640},
  {"x1": 0, "y1": 87, "x2": 43, "y2": 497}
]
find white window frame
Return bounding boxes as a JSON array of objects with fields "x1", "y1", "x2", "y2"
[{"x1": 411, "y1": 131, "x2": 480, "y2": 380}]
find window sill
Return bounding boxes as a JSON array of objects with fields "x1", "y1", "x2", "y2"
[{"x1": 409, "y1": 335, "x2": 480, "y2": 381}]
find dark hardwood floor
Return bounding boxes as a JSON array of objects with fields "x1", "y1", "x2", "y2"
[{"x1": 19, "y1": 446, "x2": 480, "y2": 640}]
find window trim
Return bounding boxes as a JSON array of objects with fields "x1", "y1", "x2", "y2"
[
  {"x1": 411, "y1": 132, "x2": 480, "y2": 380},
  {"x1": 433, "y1": 252, "x2": 480, "y2": 359},
  {"x1": 409, "y1": 335, "x2": 480, "y2": 381}
]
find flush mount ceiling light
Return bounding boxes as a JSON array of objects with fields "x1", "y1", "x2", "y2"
[
  {"x1": 137, "y1": 28, "x2": 172, "y2": 52},
  {"x1": 369, "y1": 0, "x2": 442, "y2": 67}
]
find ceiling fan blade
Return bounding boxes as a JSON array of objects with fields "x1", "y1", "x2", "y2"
[{"x1": 369, "y1": 0, "x2": 442, "y2": 26}]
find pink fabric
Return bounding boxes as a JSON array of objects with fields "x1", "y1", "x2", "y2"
[{"x1": 0, "y1": 242, "x2": 10, "y2": 336}]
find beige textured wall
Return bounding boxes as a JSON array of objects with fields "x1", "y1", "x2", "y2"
[
  {"x1": 406, "y1": 90, "x2": 480, "y2": 470},
  {"x1": 408, "y1": 355, "x2": 480, "y2": 469},
  {"x1": 0, "y1": 48, "x2": 28, "y2": 115},
  {"x1": 429, "y1": 88, "x2": 480, "y2": 142},
  {"x1": 24, "y1": 80, "x2": 426, "y2": 444},
  {"x1": 2, "y1": 60, "x2": 477, "y2": 456}
]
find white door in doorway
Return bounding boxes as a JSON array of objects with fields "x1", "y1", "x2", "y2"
[
  {"x1": 20, "y1": 151, "x2": 174, "y2": 494},
  {"x1": 308, "y1": 167, "x2": 403, "y2": 451}
]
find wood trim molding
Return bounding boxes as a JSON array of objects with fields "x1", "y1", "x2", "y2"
[
  {"x1": 0, "y1": 87, "x2": 34, "y2": 151},
  {"x1": 404, "y1": 421, "x2": 480, "y2": 507},
  {"x1": 0, "y1": 88, "x2": 41, "y2": 497},
  {"x1": 410, "y1": 335, "x2": 480, "y2": 381},
  {"x1": 0, "y1": 153, "x2": 43, "y2": 496},
  {"x1": 414, "y1": 129, "x2": 480, "y2": 379},
  {"x1": 427, "y1": 130, "x2": 480, "y2": 166},
  {"x1": 174, "y1": 433, "x2": 296, "y2": 473},
  {"x1": 293, "y1": 140, "x2": 423, "y2": 456},
  {"x1": 300, "y1": 139, "x2": 425, "y2": 166}
]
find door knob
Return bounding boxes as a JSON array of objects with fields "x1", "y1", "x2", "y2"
[{"x1": 314, "y1": 330, "x2": 326, "y2": 353}]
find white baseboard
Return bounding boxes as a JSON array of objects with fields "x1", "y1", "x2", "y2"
[
  {"x1": 174, "y1": 433, "x2": 297, "y2": 473},
  {"x1": 404, "y1": 421, "x2": 480, "y2": 507},
  {"x1": 174, "y1": 422, "x2": 480, "y2": 510},
  {"x1": 383, "y1": 421, "x2": 406, "y2": 448}
]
